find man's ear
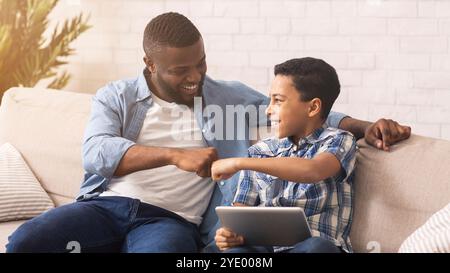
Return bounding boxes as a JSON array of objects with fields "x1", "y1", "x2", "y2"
[
  {"x1": 308, "y1": 98, "x2": 322, "y2": 118},
  {"x1": 143, "y1": 56, "x2": 156, "y2": 73}
]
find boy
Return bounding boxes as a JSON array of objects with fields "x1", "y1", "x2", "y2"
[{"x1": 210, "y1": 57, "x2": 357, "y2": 253}]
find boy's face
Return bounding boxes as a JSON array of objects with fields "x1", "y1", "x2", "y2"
[{"x1": 266, "y1": 75, "x2": 317, "y2": 140}]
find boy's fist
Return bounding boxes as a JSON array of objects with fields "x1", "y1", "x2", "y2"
[{"x1": 211, "y1": 158, "x2": 240, "y2": 181}]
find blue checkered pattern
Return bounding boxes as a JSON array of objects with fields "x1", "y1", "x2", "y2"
[{"x1": 233, "y1": 125, "x2": 357, "y2": 252}]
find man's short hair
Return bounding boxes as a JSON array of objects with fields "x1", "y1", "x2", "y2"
[
  {"x1": 143, "y1": 12, "x2": 202, "y2": 56},
  {"x1": 274, "y1": 57, "x2": 340, "y2": 120}
]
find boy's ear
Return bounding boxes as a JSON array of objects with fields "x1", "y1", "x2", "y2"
[
  {"x1": 143, "y1": 56, "x2": 156, "y2": 73},
  {"x1": 308, "y1": 98, "x2": 322, "y2": 118}
]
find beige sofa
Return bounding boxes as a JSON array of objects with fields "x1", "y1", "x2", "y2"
[{"x1": 0, "y1": 87, "x2": 449, "y2": 253}]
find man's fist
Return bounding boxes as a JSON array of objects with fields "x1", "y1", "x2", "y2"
[{"x1": 172, "y1": 147, "x2": 218, "y2": 177}]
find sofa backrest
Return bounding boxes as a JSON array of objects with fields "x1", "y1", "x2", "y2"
[
  {"x1": 351, "y1": 135, "x2": 450, "y2": 253},
  {"x1": 1, "y1": 87, "x2": 449, "y2": 253},
  {"x1": 0, "y1": 88, "x2": 92, "y2": 205}
]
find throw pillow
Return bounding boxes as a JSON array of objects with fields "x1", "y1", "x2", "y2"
[
  {"x1": 398, "y1": 203, "x2": 450, "y2": 253},
  {"x1": 0, "y1": 143, "x2": 54, "y2": 222}
]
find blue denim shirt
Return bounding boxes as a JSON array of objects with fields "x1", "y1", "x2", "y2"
[{"x1": 78, "y1": 70, "x2": 348, "y2": 246}]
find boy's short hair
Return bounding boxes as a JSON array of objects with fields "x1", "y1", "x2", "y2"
[
  {"x1": 274, "y1": 57, "x2": 340, "y2": 120},
  {"x1": 143, "y1": 12, "x2": 201, "y2": 56}
]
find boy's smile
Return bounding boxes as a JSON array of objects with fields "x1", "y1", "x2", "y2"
[{"x1": 266, "y1": 75, "x2": 322, "y2": 143}]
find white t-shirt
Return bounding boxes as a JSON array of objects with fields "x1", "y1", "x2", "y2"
[{"x1": 102, "y1": 95, "x2": 214, "y2": 225}]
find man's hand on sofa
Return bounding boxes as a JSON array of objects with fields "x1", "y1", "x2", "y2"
[
  {"x1": 364, "y1": 119, "x2": 411, "y2": 151},
  {"x1": 339, "y1": 117, "x2": 411, "y2": 151}
]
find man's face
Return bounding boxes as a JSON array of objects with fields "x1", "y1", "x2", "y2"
[
  {"x1": 145, "y1": 38, "x2": 207, "y2": 106},
  {"x1": 266, "y1": 75, "x2": 312, "y2": 140}
]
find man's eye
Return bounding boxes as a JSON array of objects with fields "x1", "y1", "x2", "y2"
[{"x1": 170, "y1": 70, "x2": 186, "y2": 75}]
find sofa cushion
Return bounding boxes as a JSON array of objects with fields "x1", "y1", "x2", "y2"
[
  {"x1": 0, "y1": 220, "x2": 26, "y2": 253},
  {"x1": 351, "y1": 135, "x2": 450, "y2": 253},
  {"x1": 398, "y1": 202, "x2": 450, "y2": 253},
  {"x1": 0, "y1": 143, "x2": 54, "y2": 222},
  {"x1": 0, "y1": 88, "x2": 92, "y2": 205}
]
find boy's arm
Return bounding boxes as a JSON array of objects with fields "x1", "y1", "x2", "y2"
[
  {"x1": 233, "y1": 202, "x2": 248, "y2": 207},
  {"x1": 239, "y1": 154, "x2": 341, "y2": 183},
  {"x1": 212, "y1": 154, "x2": 341, "y2": 184},
  {"x1": 212, "y1": 131, "x2": 357, "y2": 184}
]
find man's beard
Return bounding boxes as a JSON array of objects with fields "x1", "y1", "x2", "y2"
[{"x1": 156, "y1": 73, "x2": 204, "y2": 107}]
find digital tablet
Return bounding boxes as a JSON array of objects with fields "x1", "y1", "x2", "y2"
[{"x1": 215, "y1": 206, "x2": 312, "y2": 246}]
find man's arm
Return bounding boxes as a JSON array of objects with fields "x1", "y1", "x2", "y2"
[
  {"x1": 83, "y1": 86, "x2": 217, "y2": 179},
  {"x1": 211, "y1": 153, "x2": 341, "y2": 184},
  {"x1": 114, "y1": 145, "x2": 171, "y2": 177},
  {"x1": 338, "y1": 116, "x2": 371, "y2": 140},
  {"x1": 82, "y1": 87, "x2": 136, "y2": 179},
  {"x1": 114, "y1": 145, "x2": 218, "y2": 177},
  {"x1": 339, "y1": 116, "x2": 411, "y2": 151}
]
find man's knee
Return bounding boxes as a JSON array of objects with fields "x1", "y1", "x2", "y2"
[
  {"x1": 6, "y1": 206, "x2": 78, "y2": 253},
  {"x1": 124, "y1": 219, "x2": 200, "y2": 253},
  {"x1": 6, "y1": 220, "x2": 48, "y2": 253}
]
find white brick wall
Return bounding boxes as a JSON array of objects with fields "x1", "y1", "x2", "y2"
[{"x1": 48, "y1": 0, "x2": 450, "y2": 140}]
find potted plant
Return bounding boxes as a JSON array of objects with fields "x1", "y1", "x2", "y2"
[{"x1": 0, "y1": 0, "x2": 90, "y2": 102}]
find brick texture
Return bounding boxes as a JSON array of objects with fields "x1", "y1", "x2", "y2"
[{"x1": 47, "y1": 0, "x2": 450, "y2": 140}]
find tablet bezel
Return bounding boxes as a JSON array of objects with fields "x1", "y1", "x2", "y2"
[{"x1": 215, "y1": 206, "x2": 312, "y2": 246}]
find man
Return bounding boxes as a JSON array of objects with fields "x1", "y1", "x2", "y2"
[{"x1": 6, "y1": 12, "x2": 410, "y2": 253}]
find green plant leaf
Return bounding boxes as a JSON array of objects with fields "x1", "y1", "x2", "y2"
[{"x1": 0, "y1": 0, "x2": 90, "y2": 101}]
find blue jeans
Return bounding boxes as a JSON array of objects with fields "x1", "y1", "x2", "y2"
[
  {"x1": 6, "y1": 196, "x2": 201, "y2": 253},
  {"x1": 204, "y1": 237, "x2": 343, "y2": 253}
]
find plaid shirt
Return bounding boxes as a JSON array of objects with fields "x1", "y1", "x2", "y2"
[{"x1": 233, "y1": 125, "x2": 357, "y2": 252}]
